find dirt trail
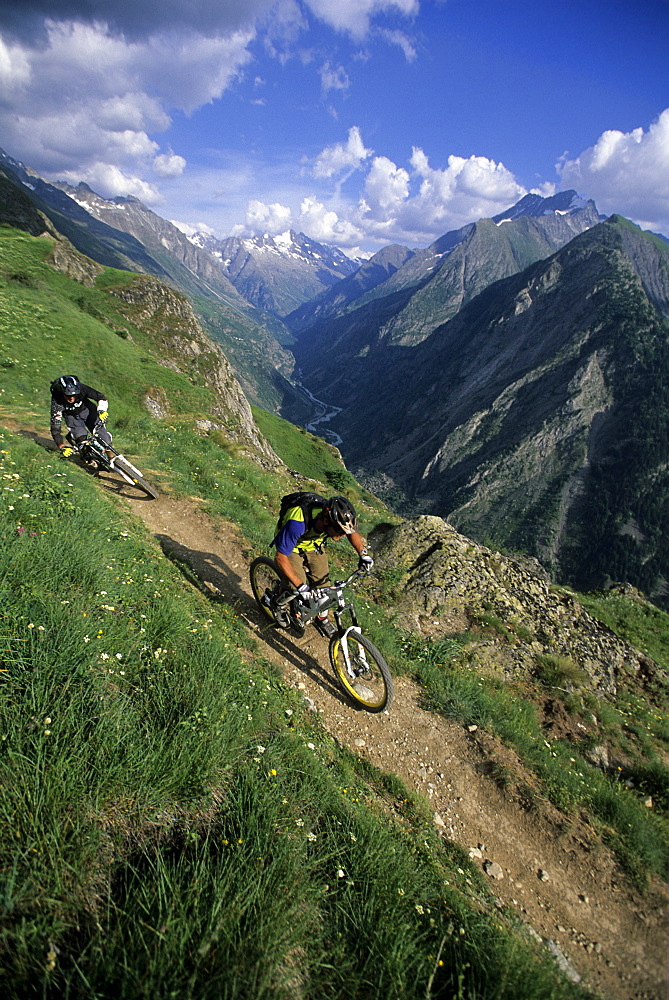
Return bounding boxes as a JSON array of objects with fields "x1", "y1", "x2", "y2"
[{"x1": 97, "y1": 482, "x2": 669, "y2": 1000}]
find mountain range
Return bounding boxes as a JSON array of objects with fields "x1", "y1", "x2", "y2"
[
  {"x1": 0, "y1": 147, "x2": 298, "y2": 410},
  {"x1": 189, "y1": 229, "x2": 359, "y2": 317},
  {"x1": 1, "y1": 142, "x2": 668, "y2": 605},
  {"x1": 286, "y1": 190, "x2": 601, "y2": 348},
  {"x1": 300, "y1": 216, "x2": 669, "y2": 602}
]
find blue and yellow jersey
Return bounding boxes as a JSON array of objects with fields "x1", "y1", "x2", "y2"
[{"x1": 274, "y1": 504, "x2": 328, "y2": 555}]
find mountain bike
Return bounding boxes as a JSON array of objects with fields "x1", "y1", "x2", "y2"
[
  {"x1": 250, "y1": 557, "x2": 393, "y2": 712},
  {"x1": 74, "y1": 430, "x2": 158, "y2": 500}
]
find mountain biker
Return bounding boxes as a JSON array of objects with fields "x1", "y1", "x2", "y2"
[
  {"x1": 273, "y1": 494, "x2": 373, "y2": 638},
  {"x1": 49, "y1": 375, "x2": 113, "y2": 459}
]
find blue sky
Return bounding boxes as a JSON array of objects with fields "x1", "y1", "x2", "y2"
[{"x1": 0, "y1": 0, "x2": 667, "y2": 254}]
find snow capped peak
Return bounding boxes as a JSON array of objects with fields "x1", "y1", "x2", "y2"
[{"x1": 492, "y1": 190, "x2": 598, "y2": 224}]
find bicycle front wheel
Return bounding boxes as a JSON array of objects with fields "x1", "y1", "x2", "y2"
[
  {"x1": 113, "y1": 456, "x2": 158, "y2": 499},
  {"x1": 329, "y1": 631, "x2": 393, "y2": 712}
]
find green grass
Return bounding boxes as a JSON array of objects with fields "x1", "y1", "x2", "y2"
[
  {"x1": 577, "y1": 588, "x2": 669, "y2": 672},
  {"x1": 0, "y1": 432, "x2": 588, "y2": 1000},
  {"x1": 0, "y1": 228, "x2": 593, "y2": 998}
]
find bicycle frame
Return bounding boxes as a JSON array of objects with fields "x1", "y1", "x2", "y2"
[
  {"x1": 76, "y1": 431, "x2": 116, "y2": 469},
  {"x1": 76, "y1": 432, "x2": 147, "y2": 489},
  {"x1": 275, "y1": 569, "x2": 369, "y2": 676}
]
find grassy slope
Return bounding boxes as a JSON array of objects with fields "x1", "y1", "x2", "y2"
[{"x1": 0, "y1": 226, "x2": 666, "y2": 997}]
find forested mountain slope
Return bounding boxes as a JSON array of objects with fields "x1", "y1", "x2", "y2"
[{"x1": 326, "y1": 217, "x2": 669, "y2": 605}]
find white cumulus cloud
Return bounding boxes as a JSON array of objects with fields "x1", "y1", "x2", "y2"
[
  {"x1": 558, "y1": 108, "x2": 669, "y2": 234},
  {"x1": 153, "y1": 152, "x2": 187, "y2": 178},
  {"x1": 304, "y1": 0, "x2": 418, "y2": 41},
  {"x1": 364, "y1": 155, "x2": 410, "y2": 211},
  {"x1": 244, "y1": 199, "x2": 294, "y2": 233},
  {"x1": 344, "y1": 139, "x2": 527, "y2": 245},
  {"x1": 299, "y1": 195, "x2": 363, "y2": 243},
  {"x1": 59, "y1": 163, "x2": 163, "y2": 203},
  {"x1": 0, "y1": 13, "x2": 255, "y2": 202},
  {"x1": 0, "y1": 17, "x2": 254, "y2": 198},
  {"x1": 312, "y1": 125, "x2": 373, "y2": 179}
]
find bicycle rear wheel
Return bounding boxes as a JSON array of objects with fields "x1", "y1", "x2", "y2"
[
  {"x1": 249, "y1": 557, "x2": 305, "y2": 637},
  {"x1": 329, "y1": 630, "x2": 393, "y2": 712},
  {"x1": 112, "y1": 456, "x2": 158, "y2": 499}
]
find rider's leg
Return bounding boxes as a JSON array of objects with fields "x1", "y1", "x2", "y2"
[
  {"x1": 301, "y1": 550, "x2": 329, "y2": 588},
  {"x1": 67, "y1": 412, "x2": 89, "y2": 445},
  {"x1": 85, "y1": 411, "x2": 113, "y2": 457},
  {"x1": 302, "y1": 551, "x2": 335, "y2": 636},
  {"x1": 286, "y1": 551, "x2": 308, "y2": 583}
]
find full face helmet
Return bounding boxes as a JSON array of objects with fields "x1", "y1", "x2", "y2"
[
  {"x1": 57, "y1": 375, "x2": 81, "y2": 400},
  {"x1": 325, "y1": 496, "x2": 358, "y2": 535}
]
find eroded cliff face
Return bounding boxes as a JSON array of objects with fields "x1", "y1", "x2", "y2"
[
  {"x1": 48, "y1": 240, "x2": 104, "y2": 286},
  {"x1": 106, "y1": 277, "x2": 282, "y2": 467},
  {"x1": 340, "y1": 219, "x2": 669, "y2": 602},
  {"x1": 370, "y1": 516, "x2": 650, "y2": 694}
]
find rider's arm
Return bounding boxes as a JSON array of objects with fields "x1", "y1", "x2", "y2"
[
  {"x1": 348, "y1": 531, "x2": 374, "y2": 571},
  {"x1": 347, "y1": 531, "x2": 366, "y2": 556},
  {"x1": 78, "y1": 385, "x2": 108, "y2": 417},
  {"x1": 50, "y1": 398, "x2": 65, "y2": 447},
  {"x1": 274, "y1": 516, "x2": 308, "y2": 589},
  {"x1": 275, "y1": 551, "x2": 304, "y2": 589},
  {"x1": 79, "y1": 384, "x2": 105, "y2": 404}
]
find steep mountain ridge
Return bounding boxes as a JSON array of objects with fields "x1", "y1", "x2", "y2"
[
  {"x1": 288, "y1": 192, "x2": 601, "y2": 360},
  {"x1": 0, "y1": 148, "x2": 297, "y2": 410},
  {"x1": 0, "y1": 154, "x2": 174, "y2": 276},
  {"x1": 332, "y1": 217, "x2": 669, "y2": 603},
  {"x1": 104, "y1": 276, "x2": 282, "y2": 468}
]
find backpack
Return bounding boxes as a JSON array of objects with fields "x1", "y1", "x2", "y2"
[{"x1": 275, "y1": 491, "x2": 328, "y2": 535}]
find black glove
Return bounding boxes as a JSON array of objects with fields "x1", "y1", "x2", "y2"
[{"x1": 358, "y1": 550, "x2": 374, "y2": 573}]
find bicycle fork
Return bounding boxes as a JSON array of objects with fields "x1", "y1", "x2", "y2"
[{"x1": 337, "y1": 625, "x2": 369, "y2": 679}]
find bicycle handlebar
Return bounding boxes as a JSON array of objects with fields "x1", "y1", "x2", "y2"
[{"x1": 277, "y1": 566, "x2": 368, "y2": 607}]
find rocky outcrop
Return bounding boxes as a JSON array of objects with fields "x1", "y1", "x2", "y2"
[
  {"x1": 106, "y1": 276, "x2": 282, "y2": 467},
  {"x1": 370, "y1": 515, "x2": 648, "y2": 693},
  {"x1": 47, "y1": 241, "x2": 104, "y2": 286}
]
